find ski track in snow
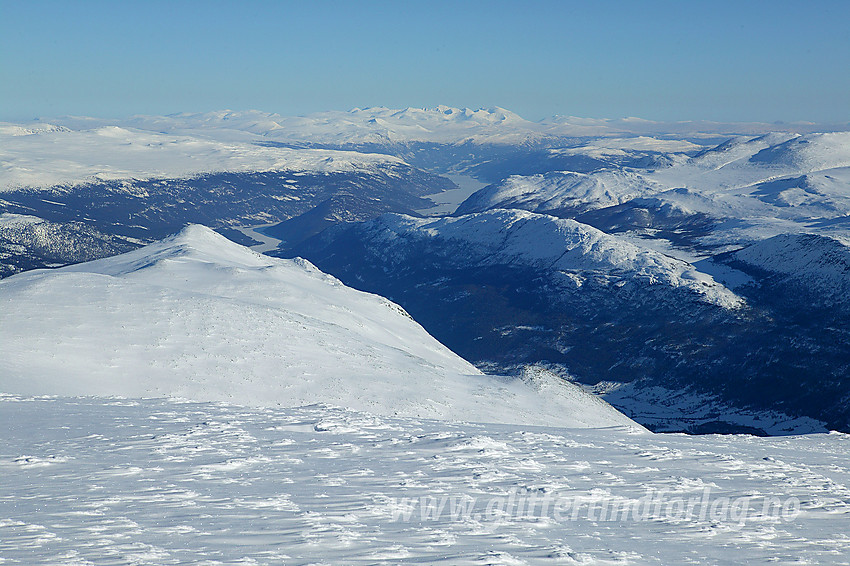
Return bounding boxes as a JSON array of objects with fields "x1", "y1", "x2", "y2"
[{"x1": 2, "y1": 396, "x2": 849, "y2": 565}]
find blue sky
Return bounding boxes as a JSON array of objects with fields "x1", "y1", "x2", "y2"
[{"x1": 1, "y1": 0, "x2": 848, "y2": 123}]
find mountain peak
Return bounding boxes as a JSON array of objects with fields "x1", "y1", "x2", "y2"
[
  {"x1": 64, "y1": 224, "x2": 272, "y2": 277},
  {"x1": 169, "y1": 223, "x2": 236, "y2": 248},
  {"x1": 164, "y1": 223, "x2": 266, "y2": 262}
]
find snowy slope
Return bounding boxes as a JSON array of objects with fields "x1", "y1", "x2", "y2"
[
  {"x1": 651, "y1": 132, "x2": 850, "y2": 192},
  {"x1": 732, "y1": 232, "x2": 850, "y2": 276},
  {"x1": 361, "y1": 210, "x2": 741, "y2": 308},
  {"x1": 641, "y1": 132, "x2": 850, "y2": 246},
  {"x1": 3, "y1": 396, "x2": 849, "y2": 565},
  {"x1": 0, "y1": 225, "x2": 639, "y2": 429},
  {"x1": 0, "y1": 123, "x2": 405, "y2": 190},
  {"x1": 456, "y1": 169, "x2": 664, "y2": 215},
  {"x1": 550, "y1": 135, "x2": 703, "y2": 155}
]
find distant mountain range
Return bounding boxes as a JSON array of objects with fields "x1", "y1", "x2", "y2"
[{"x1": 23, "y1": 107, "x2": 847, "y2": 145}]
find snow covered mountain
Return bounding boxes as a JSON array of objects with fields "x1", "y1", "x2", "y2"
[
  {"x1": 456, "y1": 169, "x2": 665, "y2": 216},
  {"x1": 40, "y1": 107, "x2": 550, "y2": 146},
  {"x1": 267, "y1": 106, "x2": 543, "y2": 145},
  {"x1": 452, "y1": 145, "x2": 850, "y2": 329},
  {"x1": 6, "y1": 113, "x2": 841, "y2": 271},
  {"x1": 323, "y1": 210, "x2": 741, "y2": 308},
  {"x1": 5, "y1": 108, "x2": 850, "y2": 563},
  {"x1": 26, "y1": 109, "x2": 716, "y2": 184},
  {"x1": 453, "y1": 131, "x2": 850, "y2": 255},
  {"x1": 0, "y1": 224, "x2": 639, "y2": 429}
]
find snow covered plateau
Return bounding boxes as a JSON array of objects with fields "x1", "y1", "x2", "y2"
[{"x1": 2, "y1": 106, "x2": 850, "y2": 563}]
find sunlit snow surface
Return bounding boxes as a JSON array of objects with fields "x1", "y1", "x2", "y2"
[
  {"x1": 0, "y1": 124, "x2": 404, "y2": 190},
  {"x1": 2, "y1": 395, "x2": 849, "y2": 565}
]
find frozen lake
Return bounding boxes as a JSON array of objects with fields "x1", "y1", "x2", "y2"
[{"x1": 417, "y1": 173, "x2": 489, "y2": 216}]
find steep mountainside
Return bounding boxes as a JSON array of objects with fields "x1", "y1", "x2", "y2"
[
  {"x1": 0, "y1": 168, "x2": 448, "y2": 242},
  {"x1": 0, "y1": 214, "x2": 138, "y2": 277},
  {"x1": 724, "y1": 233, "x2": 850, "y2": 308},
  {"x1": 288, "y1": 208, "x2": 850, "y2": 434}
]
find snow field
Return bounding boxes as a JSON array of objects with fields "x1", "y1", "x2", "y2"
[{"x1": 1, "y1": 396, "x2": 848, "y2": 565}]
